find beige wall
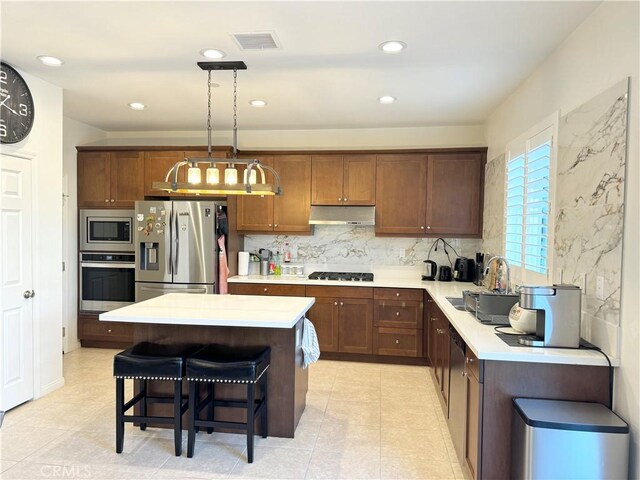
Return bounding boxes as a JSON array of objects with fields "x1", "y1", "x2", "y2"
[{"x1": 483, "y1": 2, "x2": 639, "y2": 475}]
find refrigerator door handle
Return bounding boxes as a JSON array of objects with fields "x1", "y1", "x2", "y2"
[
  {"x1": 167, "y1": 208, "x2": 173, "y2": 276},
  {"x1": 139, "y1": 286, "x2": 208, "y2": 294},
  {"x1": 173, "y1": 208, "x2": 179, "y2": 274}
]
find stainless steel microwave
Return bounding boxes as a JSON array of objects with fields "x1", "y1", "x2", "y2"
[{"x1": 80, "y1": 209, "x2": 134, "y2": 252}]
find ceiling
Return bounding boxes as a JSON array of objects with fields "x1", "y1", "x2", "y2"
[{"x1": 1, "y1": 1, "x2": 600, "y2": 133}]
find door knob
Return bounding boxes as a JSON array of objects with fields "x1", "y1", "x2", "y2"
[{"x1": 23, "y1": 290, "x2": 35, "y2": 299}]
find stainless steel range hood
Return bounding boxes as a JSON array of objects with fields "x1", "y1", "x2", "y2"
[{"x1": 309, "y1": 206, "x2": 375, "y2": 225}]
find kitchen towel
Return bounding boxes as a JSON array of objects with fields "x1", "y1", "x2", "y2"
[
  {"x1": 218, "y1": 235, "x2": 229, "y2": 294},
  {"x1": 238, "y1": 251, "x2": 250, "y2": 276},
  {"x1": 301, "y1": 317, "x2": 320, "y2": 368}
]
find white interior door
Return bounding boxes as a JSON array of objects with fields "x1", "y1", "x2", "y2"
[{"x1": 0, "y1": 153, "x2": 34, "y2": 412}]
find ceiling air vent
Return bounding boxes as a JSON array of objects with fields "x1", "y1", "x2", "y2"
[{"x1": 231, "y1": 31, "x2": 280, "y2": 51}]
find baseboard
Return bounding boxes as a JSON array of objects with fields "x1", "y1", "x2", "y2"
[
  {"x1": 38, "y1": 377, "x2": 65, "y2": 398},
  {"x1": 65, "y1": 339, "x2": 81, "y2": 353}
]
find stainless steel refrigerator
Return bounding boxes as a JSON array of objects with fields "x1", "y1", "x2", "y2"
[{"x1": 134, "y1": 200, "x2": 222, "y2": 301}]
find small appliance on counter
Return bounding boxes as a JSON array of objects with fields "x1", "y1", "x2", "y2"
[
  {"x1": 453, "y1": 257, "x2": 476, "y2": 282},
  {"x1": 438, "y1": 265, "x2": 452, "y2": 282},
  {"x1": 422, "y1": 260, "x2": 437, "y2": 281},
  {"x1": 518, "y1": 284, "x2": 581, "y2": 348},
  {"x1": 474, "y1": 252, "x2": 485, "y2": 286}
]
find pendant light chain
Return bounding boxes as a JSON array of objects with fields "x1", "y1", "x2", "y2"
[
  {"x1": 232, "y1": 67, "x2": 238, "y2": 160},
  {"x1": 207, "y1": 70, "x2": 213, "y2": 160}
]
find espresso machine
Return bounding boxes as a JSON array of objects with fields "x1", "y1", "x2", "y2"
[{"x1": 518, "y1": 285, "x2": 581, "y2": 348}]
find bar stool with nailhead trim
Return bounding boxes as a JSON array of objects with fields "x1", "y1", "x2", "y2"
[
  {"x1": 113, "y1": 342, "x2": 201, "y2": 456},
  {"x1": 185, "y1": 344, "x2": 271, "y2": 463}
]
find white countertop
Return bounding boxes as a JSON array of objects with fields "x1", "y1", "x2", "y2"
[
  {"x1": 99, "y1": 293, "x2": 315, "y2": 329},
  {"x1": 229, "y1": 271, "x2": 617, "y2": 367}
]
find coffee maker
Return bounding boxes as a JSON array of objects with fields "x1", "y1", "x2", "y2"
[{"x1": 518, "y1": 285, "x2": 581, "y2": 348}]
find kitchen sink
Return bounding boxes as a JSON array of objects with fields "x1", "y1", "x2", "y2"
[
  {"x1": 446, "y1": 291, "x2": 519, "y2": 316},
  {"x1": 445, "y1": 297, "x2": 468, "y2": 311}
]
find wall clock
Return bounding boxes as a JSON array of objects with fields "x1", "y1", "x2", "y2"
[{"x1": 0, "y1": 62, "x2": 35, "y2": 144}]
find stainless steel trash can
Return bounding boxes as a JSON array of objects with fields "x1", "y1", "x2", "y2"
[{"x1": 512, "y1": 398, "x2": 629, "y2": 480}]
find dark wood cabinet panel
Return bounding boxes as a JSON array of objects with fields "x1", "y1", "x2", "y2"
[
  {"x1": 374, "y1": 301, "x2": 422, "y2": 329},
  {"x1": 78, "y1": 313, "x2": 133, "y2": 347},
  {"x1": 227, "y1": 283, "x2": 305, "y2": 297},
  {"x1": 426, "y1": 152, "x2": 484, "y2": 236},
  {"x1": 110, "y1": 151, "x2": 145, "y2": 208},
  {"x1": 306, "y1": 286, "x2": 373, "y2": 299},
  {"x1": 78, "y1": 151, "x2": 145, "y2": 208},
  {"x1": 77, "y1": 152, "x2": 111, "y2": 207},
  {"x1": 374, "y1": 288, "x2": 423, "y2": 302},
  {"x1": 465, "y1": 350, "x2": 482, "y2": 480},
  {"x1": 311, "y1": 155, "x2": 343, "y2": 205},
  {"x1": 144, "y1": 151, "x2": 186, "y2": 197},
  {"x1": 374, "y1": 327, "x2": 422, "y2": 357},
  {"x1": 273, "y1": 155, "x2": 312, "y2": 233},
  {"x1": 343, "y1": 155, "x2": 376, "y2": 205},
  {"x1": 307, "y1": 297, "x2": 340, "y2": 353},
  {"x1": 338, "y1": 298, "x2": 373, "y2": 354},
  {"x1": 375, "y1": 154, "x2": 428, "y2": 234},
  {"x1": 236, "y1": 156, "x2": 275, "y2": 231},
  {"x1": 311, "y1": 154, "x2": 375, "y2": 206}
]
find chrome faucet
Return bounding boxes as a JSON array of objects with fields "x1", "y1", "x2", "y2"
[{"x1": 484, "y1": 256, "x2": 511, "y2": 294}]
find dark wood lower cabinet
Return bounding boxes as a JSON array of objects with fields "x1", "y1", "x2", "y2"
[
  {"x1": 338, "y1": 298, "x2": 373, "y2": 354},
  {"x1": 465, "y1": 350, "x2": 482, "y2": 480},
  {"x1": 78, "y1": 313, "x2": 133, "y2": 348},
  {"x1": 306, "y1": 297, "x2": 339, "y2": 352}
]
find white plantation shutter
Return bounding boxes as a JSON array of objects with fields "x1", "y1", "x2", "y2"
[{"x1": 504, "y1": 122, "x2": 555, "y2": 284}]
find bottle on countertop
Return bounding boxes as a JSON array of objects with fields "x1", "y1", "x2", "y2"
[
  {"x1": 274, "y1": 251, "x2": 282, "y2": 276},
  {"x1": 283, "y1": 242, "x2": 291, "y2": 263}
]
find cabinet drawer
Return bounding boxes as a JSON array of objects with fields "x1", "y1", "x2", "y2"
[
  {"x1": 374, "y1": 288, "x2": 423, "y2": 301},
  {"x1": 466, "y1": 348, "x2": 481, "y2": 381},
  {"x1": 305, "y1": 286, "x2": 373, "y2": 299},
  {"x1": 79, "y1": 316, "x2": 133, "y2": 342},
  {"x1": 228, "y1": 283, "x2": 306, "y2": 297},
  {"x1": 374, "y1": 327, "x2": 422, "y2": 357},
  {"x1": 374, "y1": 301, "x2": 421, "y2": 328}
]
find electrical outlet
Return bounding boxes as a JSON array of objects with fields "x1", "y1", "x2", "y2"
[{"x1": 596, "y1": 276, "x2": 605, "y2": 300}]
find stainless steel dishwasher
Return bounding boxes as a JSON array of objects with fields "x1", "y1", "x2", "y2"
[{"x1": 447, "y1": 324, "x2": 467, "y2": 463}]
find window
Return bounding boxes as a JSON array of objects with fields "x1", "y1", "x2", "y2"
[{"x1": 504, "y1": 116, "x2": 557, "y2": 285}]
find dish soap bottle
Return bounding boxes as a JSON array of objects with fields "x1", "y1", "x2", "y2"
[{"x1": 274, "y1": 251, "x2": 282, "y2": 276}]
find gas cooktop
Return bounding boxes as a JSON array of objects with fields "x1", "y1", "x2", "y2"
[{"x1": 308, "y1": 271, "x2": 374, "y2": 282}]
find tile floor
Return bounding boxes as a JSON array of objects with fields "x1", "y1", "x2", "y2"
[{"x1": 0, "y1": 348, "x2": 465, "y2": 479}]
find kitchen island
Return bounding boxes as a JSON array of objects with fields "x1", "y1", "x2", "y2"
[{"x1": 100, "y1": 293, "x2": 315, "y2": 438}]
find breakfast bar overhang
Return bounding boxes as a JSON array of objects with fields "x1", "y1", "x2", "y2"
[{"x1": 100, "y1": 293, "x2": 316, "y2": 438}]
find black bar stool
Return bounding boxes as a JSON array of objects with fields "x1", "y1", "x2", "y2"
[
  {"x1": 113, "y1": 342, "x2": 201, "y2": 456},
  {"x1": 186, "y1": 344, "x2": 270, "y2": 463}
]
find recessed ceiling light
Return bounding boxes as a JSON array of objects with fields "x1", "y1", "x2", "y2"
[
  {"x1": 128, "y1": 102, "x2": 146, "y2": 111},
  {"x1": 379, "y1": 41, "x2": 407, "y2": 54},
  {"x1": 200, "y1": 49, "x2": 226, "y2": 59},
  {"x1": 378, "y1": 96, "x2": 397, "y2": 104},
  {"x1": 37, "y1": 55, "x2": 64, "y2": 66},
  {"x1": 249, "y1": 99, "x2": 267, "y2": 107}
]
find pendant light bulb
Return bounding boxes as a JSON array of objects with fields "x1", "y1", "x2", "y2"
[
  {"x1": 206, "y1": 164, "x2": 220, "y2": 184},
  {"x1": 225, "y1": 165, "x2": 238, "y2": 185},
  {"x1": 243, "y1": 168, "x2": 257, "y2": 185},
  {"x1": 187, "y1": 164, "x2": 201, "y2": 184}
]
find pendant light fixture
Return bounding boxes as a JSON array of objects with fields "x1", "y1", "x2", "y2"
[{"x1": 153, "y1": 61, "x2": 282, "y2": 196}]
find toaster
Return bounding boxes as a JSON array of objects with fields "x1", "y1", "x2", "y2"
[{"x1": 453, "y1": 257, "x2": 476, "y2": 282}]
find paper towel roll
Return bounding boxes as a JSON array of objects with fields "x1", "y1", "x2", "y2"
[{"x1": 238, "y1": 251, "x2": 250, "y2": 276}]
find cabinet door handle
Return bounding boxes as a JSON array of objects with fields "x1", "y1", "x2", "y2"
[
  {"x1": 338, "y1": 197, "x2": 342, "y2": 202},
  {"x1": 107, "y1": 329, "x2": 112, "y2": 334},
  {"x1": 396, "y1": 311, "x2": 400, "y2": 316},
  {"x1": 426, "y1": 225, "x2": 431, "y2": 230},
  {"x1": 395, "y1": 339, "x2": 400, "y2": 344},
  {"x1": 466, "y1": 357, "x2": 474, "y2": 364},
  {"x1": 104, "y1": 199, "x2": 109, "y2": 203},
  {"x1": 462, "y1": 371, "x2": 467, "y2": 377},
  {"x1": 268, "y1": 223, "x2": 272, "y2": 227},
  {"x1": 344, "y1": 198, "x2": 347, "y2": 202},
  {"x1": 431, "y1": 317, "x2": 437, "y2": 322},
  {"x1": 263, "y1": 287, "x2": 268, "y2": 292},
  {"x1": 396, "y1": 292, "x2": 400, "y2": 297},
  {"x1": 427, "y1": 299, "x2": 434, "y2": 303},
  {"x1": 334, "y1": 301, "x2": 338, "y2": 306},
  {"x1": 111, "y1": 199, "x2": 115, "y2": 203},
  {"x1": 340, "y1": 302, "x2": 344, "y2": 306},
  {"x1": 274, "y1": 224, "x2": 278, "y2": 228},
  {"x1": 420, "y1": 226, "x2": 425, "y2": 230}
]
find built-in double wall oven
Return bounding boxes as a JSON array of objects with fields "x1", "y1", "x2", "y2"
[{"x1": 79, "y1": 209, "x2": 135, "y2": 312}]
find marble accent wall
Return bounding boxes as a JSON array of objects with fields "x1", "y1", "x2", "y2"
[
  {"x1": 553, "y1": 78, "x2": 629, "y2": 357},
  {"x1": 481, "y1": 153, "x2": 505, "y2": 258},
  {"x1": 244, "y1": 226, "x2": 481, "y2": 268}
]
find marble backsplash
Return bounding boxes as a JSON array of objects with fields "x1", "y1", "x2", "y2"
[
  {"x1": 481, "y1": 152, "x2": 505, "y2": 258},
  {"x1": 244, "y1": 226, "x2": 481, "y2": 268},
  {"x1": 553, "y1": 78, "x2": 629, "y2": 357}
]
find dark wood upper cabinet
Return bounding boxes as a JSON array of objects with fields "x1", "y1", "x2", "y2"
[
  {"x1": 273, "y1": 155, "x2": 312, "y2": 233},
  {"x1": 426, "y1": 152, "x2": 484, "y2": 236},
  {"x1": 375, "y1": 151, "x2": 484, "y2": 237},
  {"x1": 311, "y1": 154, "x2": 375, "y2": 205},
  {"x1": 375, "y1": 154, "x2": 428, "y2": 235},
  {"x1": 236, "y1": 156, "x2": 275, "y2": 232},
  {"x1": 78, "y1": 151, "x2": 144, "y2": 208}
]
